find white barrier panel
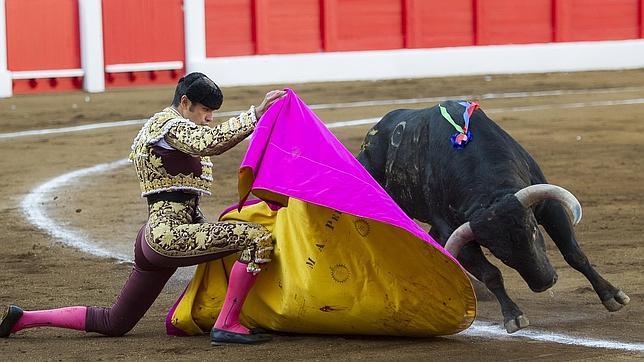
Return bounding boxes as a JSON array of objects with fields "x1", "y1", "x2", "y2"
[
  {"x1": 191, "y1": 39, "x2": 644, "y2": 87},
  {"x1": 78, "y1": 0, "x2": 105, "y2": 93},
  {"x1": 184, "y1": 0, "x2": 206, "y2": 73}
]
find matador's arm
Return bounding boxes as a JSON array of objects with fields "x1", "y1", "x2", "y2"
[{"x1": 164, "y1": 107, "x2": 258, "y2": 156}]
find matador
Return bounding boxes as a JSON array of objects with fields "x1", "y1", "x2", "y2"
[{"x1": 1, "y1": 72, "x2": 285, "y2": 345}]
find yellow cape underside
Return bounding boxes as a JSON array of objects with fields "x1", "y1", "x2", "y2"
[{"x1": 170, "y1": 199, "x2": 476, "y2": 337}]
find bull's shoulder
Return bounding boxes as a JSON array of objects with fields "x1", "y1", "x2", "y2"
[
  {"x1": 380, "y1": 108, "x2": 427, "y2": 123},
  {"x1": 380, "y1": 101, "x2": 472, "y2": 123}
]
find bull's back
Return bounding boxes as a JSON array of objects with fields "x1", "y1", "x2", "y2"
[
  {"x1": 358, "y1": 108, "x2": 429, "y2": 182},
  {"x1": 357, "y1": 107, "x2": 440, "y2": 217},
  {"x1": 357, "y1": 101, "x2": 545, "y2": 221}
]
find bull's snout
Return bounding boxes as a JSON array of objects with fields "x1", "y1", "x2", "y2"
[{"x1": 528, "y1": 272, "x2": 558, "y2": 293}]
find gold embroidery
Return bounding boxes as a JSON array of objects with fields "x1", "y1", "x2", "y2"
[
  {"x1": 144, "y1": 200, "x2": 274, "y2": 261},
  {"x1": 149, "y1": 154, "x2": 163, "y2": 168},
  {"x1": 195, "y1": 230, "x2": 208, "y2": 249},
  {"x1": 164, "y1": 107, "x2": 257, "y2": 156},
  {"x1": 130, "y1": 107, "x2": 258, "y2": 197}
]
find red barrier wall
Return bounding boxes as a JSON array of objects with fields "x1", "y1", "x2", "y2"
[
  {"x1": 405, "y1": 0, "x2": 474, "y2": 48},
  {"x1": 555, "y1": 0, "x2": 640, "y2": 41},
  {"x1": 205, "y1": 0, "x2": 255, "y2": 57},
  {"x1": 323, "y1": 0, "x2": 403, "y2": 51},
  {"x1": 4, "y1": 0, "x2": 644, "y2": 94},
  {"x1": 102, "y1": 0, "x2": 184, "y2": 87},
  {"x1": 255, "y1": 0, "x2": 322, "y2": 54},
  {"x1": 6, "y1": 0, "x2": 82, "y2": 94},
  {"x1": 477, "y1": 0, "x2": 554, "y2": 45}
]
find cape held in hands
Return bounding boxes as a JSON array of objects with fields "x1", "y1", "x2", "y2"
[{"x1": 166, "y1": 89, "x2": 476, "y2": 337}]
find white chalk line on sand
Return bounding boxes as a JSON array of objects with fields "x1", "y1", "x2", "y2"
[
  {"x1": 21, "y1": 98, "x2": 643, "y2": 352},
  {"x1": 463, "y1": 321, "x2": 643, "y2": 352},
  {"x1": 4, "y1": 85, "x2": 644, "y2": 140},
  {"x1": 21, "y1": 159, "x2": 132, "y2": 263}
]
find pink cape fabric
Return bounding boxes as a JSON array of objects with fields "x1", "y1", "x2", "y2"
[{"x1": 239, "y1": 89, "x2": 457, "y2": 263}]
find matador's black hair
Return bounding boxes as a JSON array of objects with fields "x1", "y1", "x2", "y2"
[{"x1": 171, "y1": 72, "x2": 223, "y2": 110}]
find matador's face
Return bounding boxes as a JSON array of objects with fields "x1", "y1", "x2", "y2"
[{"x1": 180, "y1": 96, "x2": 215, "y2": 126}]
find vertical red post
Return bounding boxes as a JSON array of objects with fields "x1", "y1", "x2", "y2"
[
  {"x1": 551, "y1": 0, "x2": 558, "y2": 42},
  {"x1": 322, "y1": 0, "x2": 337, "y2": 51},
  {"x1": 251, "y1": 0, "x2": 258, "y2": 54},
  {"x1": 401, "y1": 0, "x2": 408, "y2": 48},
  {"x1": 319, "y1": 0, "x2": 327, "y2": 50},
  {"x1": 472, "y1": 0, "x2": 479, "y2": 45},
  {"x1": 640, "y1": 0, "x2": 644, "y2": 37}
]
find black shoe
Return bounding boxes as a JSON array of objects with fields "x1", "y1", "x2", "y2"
[
  {"x1": 0, "y1": 305, "x2": 23, "y2": 338},
  {"x1": 248, "y1": 327, "x2": 269, "y2": 334},
  {"x1": 210, "y1": 328, "x2": 272, "y2": 346}
]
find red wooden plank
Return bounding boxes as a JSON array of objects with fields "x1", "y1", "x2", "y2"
[
  {"x1": 477, "y1": 0, "x2": 553, "y2": 45},
  {"x1": 323, "y1": 0, "x2": 403, "y2": 52},
  {"x1": 205, "y1": 0, "x2": 255, "y2": 57},
  {"x1": 405, "y1": 0, "x2": 475, "y2": 48},
  {"x1": 6, "y1": 0, "x2": 81, "y2": 71},
  {"x1": 102, "y1": 0, "x2": 184, "y2": 65},
  {"x1": 255, "y1": 0, "x2": 322, "y2": 54},
  {"x1": 555, "y1": 0, "x2": 639, "y2": 42}
]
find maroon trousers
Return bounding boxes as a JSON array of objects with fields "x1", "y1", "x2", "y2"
[{"x1": 85, "y1": 226, "x2": 234, "y2": 336}]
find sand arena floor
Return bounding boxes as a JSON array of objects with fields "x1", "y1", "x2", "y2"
[{"x1": 0, "y1": 70, "x2": 642, "y2": 360}]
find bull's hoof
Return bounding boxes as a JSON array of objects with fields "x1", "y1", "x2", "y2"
[
  {"x1": 602, "y1": 290, "x2": 630, "y2": 312},
  {"x1": 504, "y1": 315, "x2": 530, "y2": 334}
]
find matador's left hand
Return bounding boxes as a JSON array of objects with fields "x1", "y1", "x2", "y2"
[
  {"x1": 238, "y1": 224, "x2": 274, "y2": 273},
  {"x1": 255, "y1": 90, "x2": 286, "y2": 119}
]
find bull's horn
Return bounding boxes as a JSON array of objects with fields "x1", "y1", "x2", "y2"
[
  {"x1": 444, "y1": 222, "x2": 475, "y2": 257},
  {"x1": 514, "y1": 184, "x2": 582, "y2": 225}
]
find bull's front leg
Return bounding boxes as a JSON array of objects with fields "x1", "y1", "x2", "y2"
[
  {"x1": 537, "y1": 201, "x2": 630, "y2": 311},
  {"x1": 458, "y1": 244, "x2": 530, "y2": 333}
]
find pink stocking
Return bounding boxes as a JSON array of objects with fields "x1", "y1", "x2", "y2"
[
  {"x1": 213, "y1": 261, "x2": 258, "y2": 334},
  {"x1": 11, "y1": 306, "x2": 87, "y2": 333}
]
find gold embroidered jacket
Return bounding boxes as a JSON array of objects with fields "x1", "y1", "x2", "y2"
[{"x1": 129, "y1": 106, "x2": 257, "y2": 196}]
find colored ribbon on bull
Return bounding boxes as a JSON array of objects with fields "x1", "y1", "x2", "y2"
[
  {"x1": 439, "y1": 101, "x2": 480, "y2": 149},
  {"x1": 165, "y1": 89, "x2": 476, "y2": 337}
]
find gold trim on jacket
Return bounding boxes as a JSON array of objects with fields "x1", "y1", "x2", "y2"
[{"x1": 130, "y1": 106, "x2": 258, "y2": 197}]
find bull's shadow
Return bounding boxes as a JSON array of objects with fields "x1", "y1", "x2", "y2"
[{"x1": 356, "y1": 100, "x2": 630, "y2": 333}]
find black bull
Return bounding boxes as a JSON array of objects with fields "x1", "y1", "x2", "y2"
[{"x1": 356, "y1": 100, "x2": 630, "y2": 333}]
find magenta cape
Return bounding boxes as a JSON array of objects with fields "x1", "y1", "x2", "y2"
[{"x1": 239, "y1": 89, "x2": 453, "y2": 260}]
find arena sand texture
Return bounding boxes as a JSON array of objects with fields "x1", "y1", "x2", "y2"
[{"x1": 0, "y1": 70, "x2": 642, "y2": 360}]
